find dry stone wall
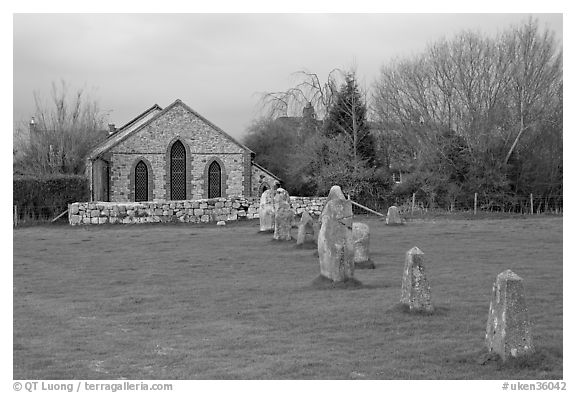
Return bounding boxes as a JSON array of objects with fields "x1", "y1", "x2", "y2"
[{"x1": 69, "y1": 196, "x2": 326, "y2": 225}]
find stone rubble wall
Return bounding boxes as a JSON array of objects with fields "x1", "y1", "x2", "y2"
[
  {"x1": 289, "y1": 196, "x2": 325, "y2": 217},
  {"x1": 69, "y1": 196, "x2": 326, "y2": 225}
]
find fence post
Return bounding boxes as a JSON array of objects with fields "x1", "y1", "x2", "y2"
[
  {"x1": 530, "y1": 193, "x2": 534, "y2": 215},
  {"x1": 474, "y1": 193, "x2": 478, "y2": 215},
  {"x1": 13, "y1": 205, "x2": 18, "y2": 227},
  {"x1": 411, "y1": 193, "x2": 416, "y2": 215}
]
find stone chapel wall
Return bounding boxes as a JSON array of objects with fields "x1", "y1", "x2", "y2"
[
  {"x1": 107, "y1": 104, "x2": 247, "y2": 202},
  {"x1": 69, "y1": 196, "x2": 326, "y2": 225}
]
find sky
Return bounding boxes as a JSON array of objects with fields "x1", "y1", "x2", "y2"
[{"x1": 13, "y1": 13, "x2": 563, "y2": 141}]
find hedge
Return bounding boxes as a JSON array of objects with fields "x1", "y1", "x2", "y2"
[{"x1": 13, "y1": 174, "x2": 90, "y2": 220}]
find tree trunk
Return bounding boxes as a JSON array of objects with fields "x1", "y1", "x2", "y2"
[{"x1": 504, "y1": 97, "x2": 525, "y2": 165}]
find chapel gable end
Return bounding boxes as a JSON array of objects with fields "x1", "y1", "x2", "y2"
[{"x1": 111, "y1": 100, "x2": 249, "y2": 156}]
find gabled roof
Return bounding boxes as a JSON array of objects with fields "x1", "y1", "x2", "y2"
[
  {"x1": 87, "y1": 99, "x2": 253, "y2": 160},
  {"x1": 252, "y1": 162, "x2": 281, "y2": 181},
  {"x1": 88, "y1": 103, "x2": 163, "y2": 160},
  {"x1": 173, "y1": 99, "x2": 254, "y2": 155},
  {"x1": 117, "y1": 104, "x2": 163, "y2": 133}
]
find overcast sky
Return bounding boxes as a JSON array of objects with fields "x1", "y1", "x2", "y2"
[{"x1": 13, "y1": 13, "x2": 562, "y2": 140}]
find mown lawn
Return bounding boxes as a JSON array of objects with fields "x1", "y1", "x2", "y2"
[{"x1": 13, "y1": 216, "x2": 562, "y2": 379}]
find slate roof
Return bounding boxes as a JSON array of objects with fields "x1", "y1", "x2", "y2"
[
  {"x1": 252, "y1": 162, "x2": 281, "y2": 181},
  {"x1": 87, "y1": 99, "x2": 254, "y2": 160}
]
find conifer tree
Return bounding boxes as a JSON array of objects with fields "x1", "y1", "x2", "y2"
[{"x1": 322, "y1": 73, "x2": 376, "y2": 166}]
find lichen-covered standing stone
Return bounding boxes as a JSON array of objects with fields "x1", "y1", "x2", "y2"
[
  {"x1": 312, "y1": 221, "x2": 321, "y2": 244},
  {"x1": 400, "y1": 247, "x2": 433, "y2": 312},
  {"x1": 317, "y1": 185, "x2": 354, "y2": 282},
  {"x1": 273, "y1": 188, "x2": 293, "y2": 241},
  {"x1": 296, "y1": 210, "x2": 315, "y2": 245},
  {"x1": 259, "y1": 189, "x2": 275, "y2": 232},
  {"x1": 386, "y1": 205, "x2": 403, "y2": 225},
  {"x1": 274, "y1": 187, "x2": 290, "y2": 206},
  {"x1": 326, "y1": 184, "x2": 346, "y2": 201},
  {"x1": 273, "y1": 201, "x2": 294, "y2": 241},
  {"x1": 485, "y1": 270, "x2": 534, "y2": 361},
  {"x1": 352, "y1": 222, "x2": 373, "y2": 268}
]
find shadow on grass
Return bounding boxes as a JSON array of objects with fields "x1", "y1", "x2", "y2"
[
  {"x1": 294, "y1": 242, "x2": 317, "y2": 250},
  {"x1": 385, "y1": 303, "x2": 450, "y2": 317},
  {"x1": 270, "y1": 238, "x2": 297, "y2": 244},
  {"x1": 446, "y1": 347, "x2": 563, "y2": 378},
  {"x1": 309, "y1": 275, "x2": 363, "y2": 290},
  {"x1": 256, "y1": 229, "x2": 274, "y2": 235},
  {"x1": 355, "y1": 260, "x2": 376, "y2": 269}
]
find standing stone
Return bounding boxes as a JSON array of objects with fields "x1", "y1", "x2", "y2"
[
  {"x1": 353, "y1": 222, "x2": 374, "y2": 269},
  {"x1": 273, "y1": 187, "x2": 293, "y2": 240},
  {"x1": 274, "y1": 187, "x2": 290, "y2": 206},
  {"x1": 326, "y1": 184, "x2": 346, "y2": 202},
  {"x1": 386, "y1": 205, "x2": 403, "y2": 225},
  {"x1": 259, "y1": 189, "x2": 275, "y2": 232},
  {"x1": 485, "y1": 270, "x2": 534, "y2": 361},
  {"x1": 296, "y1": 210, "x2": 315, "y2": 246},
  {"x1": 400, "y1": 247, "x2": 433, "y2": 312},
  {"x1": 317, "y1": 185, "x2": 354, "y2": 282},
  {"x1": 273, "y1": 200, "x2": 294, "y2": 241},
  {"x1": 312, "y1": 221, "x2": 321, "y2": 244}
]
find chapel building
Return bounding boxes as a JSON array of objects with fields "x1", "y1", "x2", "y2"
[{"x1": 86, "y1": 99, "x2": 280, "y2": 202}]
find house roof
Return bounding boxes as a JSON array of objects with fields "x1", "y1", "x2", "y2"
[
  {"x1": 252, "y1": 162, "x2": 282, "y2": 181},
  {"x1": 87, "y1": 99, "x2": 253, "y2": 160},
  {"x1": 275, "y1": 116, "x2": 302, "y2": 129},
  {"x1": 274, "y1": 116, "x2": 323, "y2": 130},
  {"x1": 116, "y1": 104, "x2": 163, "y2": 133}
]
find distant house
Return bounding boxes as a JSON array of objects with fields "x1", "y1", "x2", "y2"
[
  {"x1": 274, "y1": 104, "x2": 409, "y2": 185},
  {"x1": 86, "y1": 99, "x2": 280, "y2": 202},
  {"x1": 273, "y1": 101, "x2": 322, "y2": 138}
]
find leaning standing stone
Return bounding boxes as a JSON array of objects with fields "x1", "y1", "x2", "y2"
[
  {"x1": 317, "y1": 186, "x2": 354, "y2": 282},
  {"x1": 386, "y1": 205, "x2": 403, "y2": 225},
  {"x1": 353, "y1": 222, "x2": 374, "y2": 269},
  {"x1": 400, "y1": 247, "x2": 433, "y2": 312},
  {"x1": 485, "y1": 270, "x2": 534, "y2": 361},
  {"x1": 259, "y1": 189, "x2": 275, "y2": 232}
]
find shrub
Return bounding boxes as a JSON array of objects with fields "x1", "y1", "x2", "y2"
[{"x1": 13, "y1": 174, "x2": 89, "y2": 220}]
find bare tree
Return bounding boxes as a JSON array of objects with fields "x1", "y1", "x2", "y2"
[
  {"x1": 258, "y1": 69, "x2": 344, "y2": 119},
  {"x1": 372, "y1": 18, "x2": 562, "y2": 207},
  {"x1": 14, "y1": 81, "x2": 108, "y2": 175},
  {"x1": 502, "y1": 18, "x2": 563, "y2": 164}
]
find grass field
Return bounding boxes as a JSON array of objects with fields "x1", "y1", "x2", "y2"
[{"x1": 13, "y1": 215, "x2": 563, "y2": 379}]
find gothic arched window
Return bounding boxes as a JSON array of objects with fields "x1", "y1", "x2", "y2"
[
  {"x1": 134, "y1": 160, "x2": 148, "y2": 202},
  {"x1": 208, "y1": 161, "x2": 221, "y2": 198},
  {"x1": 170, "y1": 141, "x2": 186, "y2": 200}
]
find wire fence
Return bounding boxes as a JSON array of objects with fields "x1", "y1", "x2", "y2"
[
  {"x1": 352, "y1": 193, "x2": 563, "y2": 217},
  {"x1": 13, "y1": 204, "x2": 70, "y2": 227},
  {"x1": 14, "y1": 193, "x2": 563, "y2": 227}
]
